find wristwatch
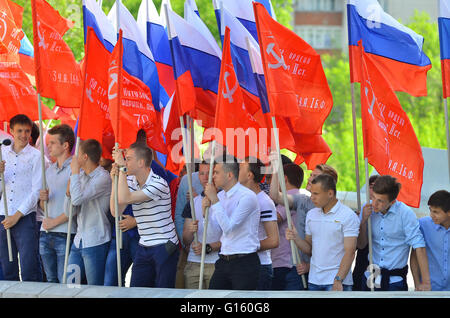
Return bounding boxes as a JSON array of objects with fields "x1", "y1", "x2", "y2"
[
  {"x1": 205, "y1": 244, "x2": 212, "y2": 255},
  {"x1": 119, "y1": 166, "x2": 128, "y2": 173},
  {"x1": 334, "y1": 275, "x2": 342, "y2": 283}
]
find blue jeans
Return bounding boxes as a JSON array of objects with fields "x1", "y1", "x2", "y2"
[
  {"x1": 0, "y1": 261, "x2": 3, "y2": 280},
  {"x1": 39, "y1": 232, "x2": 73, "y2": 283},
  {"x1": 257, "y1": 264, "x2": 273, "y2": 290},
  {"x1": 361, "y1": 276, "x2": 408, "y2": 291},
  {"x1": 0, "y1": 213, "x2": 42, "y2": 281},
  {"x1": 130, "y1": 241, "x2": 179, "y2": 288},
  {"x1": 104, "y1": 234, "x2": 139, "y2": 286},
  {"x1": 67, "y1": 240, "x2": 110, "y2": 285},
  {"x1": 308, "y1": 282, "x2": 353, "y2": 291}
]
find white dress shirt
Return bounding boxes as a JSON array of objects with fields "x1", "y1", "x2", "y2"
[
  {"x1": 306, "y1": 200, "x2": 360, "y2": 285},
  {"x1": 211, "y1": 182, "x2": 260, "y2": 255},
  {"x1": 256, "y1": 191, "x2": 277, "y2": 265},
  {"x1": 67, "y1": 166, "x2": 111, "y2": 249},
  {"x1": 0, "y1": 143, "x2": 42, "y2": 217}
]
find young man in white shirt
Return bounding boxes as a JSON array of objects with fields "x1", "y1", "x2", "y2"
[
  {"x1": 286, "y1": 174, "x2": 360, "y2": 291},
  {"x1": 0, "y1": 114, "x2": 43, "y2": 281},
  {"x1": 203, "y1": 155, "x2": 261, "y2": 290},
  {"x1": 182, "y1": 161, "x2": 222, "y2": 289},
  {"x1": 66, "y1": 139, "x2": 112, "y2": 286},
  {"x1": 111, "y1": 142, "x2": 179, "y2": 288},
  {"x1": 238, "y1": 157, "x2": 279, "y2": 290}
]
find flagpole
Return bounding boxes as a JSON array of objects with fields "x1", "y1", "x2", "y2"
[
  {"x1": 37, "y1": 94, "x2": 49, "y2": 234},
  {"x1": 364, "y1": 157, "x2": 374, "y2": 292},
  {"x1": 271, "y1": 116, "x2": 307, "y2": 289},
  {"x1": 62, "y1": 137, "x2": 79, "y2": 284},
  {"x1": 3, "y1": 122, "x2": 7, "y2": 132},
  {"x1": 164, "y1": 3, "x2": 199, "y2": 244},
  {"x1": 351, "y1": 83, "x2": 362, "y2": 213},
  {"x1": 445, "y1": 98, "x2": 450, "y2": 182},
  {"x1": 0, "y1": 143, "x2": 13, "y2": 262},
  {"x1": 114, "y1": 0, "x2": 123, "y2": 286},
  {"x1": 199, "y1": 140, "x2": 216, "y2": 290}
]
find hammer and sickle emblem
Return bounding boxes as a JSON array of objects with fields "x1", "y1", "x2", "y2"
[
  {"x1": 37, "y1": 21, "x2": 48, "y2": 50},
  {"x1": 108, "y1": 61, "x2": 119, "y2": 100},
  {"x1": 266, "y1": 43, "x2": 287, "y2": 70},
  {"x1": 364, "y1": 80, "x2": 376, "y2": 120},
  {"x1": 0, "y1": 12, "x2": 7, "y2": 42},
  {"x1": 222, "y1": 71, "x2": 238, "y2": 103}
]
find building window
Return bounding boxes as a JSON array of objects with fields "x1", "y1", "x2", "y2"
[
  {"x1": 296, "y1": 0, "x2": 343, "y2": 12},
  {"x1": 295, "y1": 26, "x2": 342, "y2": 50}
]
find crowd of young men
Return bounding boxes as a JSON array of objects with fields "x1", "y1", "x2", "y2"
[{"x1": 0, "y1": 114, "x2": 449, "y2": 292}]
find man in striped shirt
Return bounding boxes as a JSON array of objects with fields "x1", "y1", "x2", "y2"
[{"x1": 111, "y1": 142, "x2": 179, "y2": 288}]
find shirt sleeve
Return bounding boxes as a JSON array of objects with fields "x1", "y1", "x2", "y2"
[
  {"x1": 17, "y1": 153, "x2": 42, "y2": 216},
  {"x1": 403, "y1": 209, "x2": 426, "y2": 249},
  {"x1": 174, "y1": 175, "x2": 188, "y2": 241},
  {"x1": 141, "y1": 177, "x2": 170, "y2": 201},
  {"x1": 70, "y1": 171, "x2": 112, "y2": 207},
  {"x1": 212, "y1": 194, "x2": 258, "y2": 234},
  {"x1": 343, "y1": 210, "x2": 360, "y2": 237}
]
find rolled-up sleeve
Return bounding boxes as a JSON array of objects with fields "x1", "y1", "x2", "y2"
[{"x1": 403, "y1": 209, "x2": 426, "y2": 249}]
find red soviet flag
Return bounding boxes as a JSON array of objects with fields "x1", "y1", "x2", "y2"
[
  {"x1": 0, "y1": 54, "x2": 56, "y2": 122},
  {"x1": 78, "y1": 27, "x2": 111, "y2": 145},
  {"x1": 108, "y1": 30, "x2": 167, "y2": 153},
  {"x1": 209, "y1": 27, "x2": 261, "y2": 160},
  {"x1": 31, "y1": 0, "x2": 82, "y2": 108},
  {"x1": 360, "y1": 47, "x2": 424, "y2": 208},
  {"x1": 0, "y1": 0, "x2": 24, "y2": 55},
  {"x1": 254, "y1": 2, "x2": 333, "y2": 135}
]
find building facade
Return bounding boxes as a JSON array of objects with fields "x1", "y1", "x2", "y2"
[{"x1": 294, "y1": 0, "x2": 438, "y2": 54}]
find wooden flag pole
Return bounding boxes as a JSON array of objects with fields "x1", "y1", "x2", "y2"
[
  {"x1": 164, "y1": 3, "x2": 199, "y2": 243},
  {"x1": 444, "y1": 99, "x2": 450, "y2": 182},
  {"x1": 351, "y1": 83, "x2": 362, "y2": 213},
  {"x1": 37, "y1": 94, "x2": 49, "y2": 234},
  {"x1": 114, "y1": 142, "x2": 122, "y2": 287},
  {"x1": 0, "y1": 142, "x2": 13, "y2": 262},
  {"x1": 271, "y1": 116, "x2": 307, "y2": 289},
  {"x1": 198, "y1": 140, "x2": 216, "y2": 290},
  {"x1": 364, "y1": 158, "x2": 375, "y2": 292},
  {"x1": 62, "y1": 137, "x2": 79, "y2": 284}
]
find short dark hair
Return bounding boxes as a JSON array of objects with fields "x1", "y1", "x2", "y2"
[
  {"x1": 48, "y1": 124, "x2": 75, "y2": 152},
  {"x1": 244, "y1": 156, "x2": 265, "y2": 183},
  {"x1": 428, "y1": 190, "x2": 450, "y2": 212},
  {"x1": 283, "y1": 163, "x2": 304, "y2": 189},
  {"x1": 30, "y1": 123, "x2": 39, "y2": 146},
  {"x1": 372, "y1": 175, "x2": 401, "y2": 202},
  {"x1": 312, "y1": 174, "x2": 336, "y2": 195},
  {"x1": 281, "y1": 154, "x2": 293, "y2": 165},
  {"x1": 10, "y1": 114, "x2": 33, "y2": 130},
  {"x1": 369, "y1": 175, "x2": 379, "y2": 186},
  {"x1": 215, "y1": 154, "x2": 239, "y2": 180},
  {"x1": 315, "y1": 163, "x2": 338, "y2": 184},
  {"x1": 128, "y1": 142, "x2": 153, "y2": 167},
  {"x1": 79, "y1": 139, "x2": 102, "y2": 164}
]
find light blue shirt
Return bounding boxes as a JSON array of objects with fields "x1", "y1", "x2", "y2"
[
  {"x1": 419, "y1": 216, "x2": 450, "y2": 291},
  {"x1": 174, "y1": 172, "x2": 203, "y2": 245},
  {"x1": 369, "y1": 201, "x2": 425, "y2": 282}
]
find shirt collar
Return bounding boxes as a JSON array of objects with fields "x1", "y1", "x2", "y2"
[
  {"x1": 52, "y1": 157, "x2": 72, "y2": 171},
  {"x1": 322, "y1": 200, "x2": 341, "y2": 215},
  {"x1": 82, "y1": 165, "x2": 102, "y2": 178},
  {"x1": 225, "y1": 182, "x2": 240, "y2": 197},
  {"x1": 7, "y1": 142, "x2": 33, "y2": 155}
]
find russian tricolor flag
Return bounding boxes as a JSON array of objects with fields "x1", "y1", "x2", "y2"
[
  {"x1": 83, "y1": 0, "x2": 117, "y2": 52},
  {"x1": 108, "y1": 1, "x2": 161, "y2": 111},
  {"x1": 347, "y1": 0, "x2": 431, "y2": 97},
  {"x1": 137, "y1": 0, "x2": 175, "y2": 108},
  {"x1": 439, "y1": 0, "x2": 450, "y2": 98},
  {"x1": 213, "y1": 0, "x2": 276, "y2": 42},
  {"x1": 166, "y1": 6, "x2": 221, "y2": 127}
]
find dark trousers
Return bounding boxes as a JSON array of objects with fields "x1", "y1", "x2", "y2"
[
  {"x1": 209, "y1": 253, "x2": 260, "y2": 290},
  {"x1": 0, "y1": 213, "x2": 42, "y2": 281},
  {"x1": 352, "y1": 246, "x2": 369, "y2": 291},
  {"x1": 272, "y1": 267, "x2": 308, "y2": 290},
  {"x1": 130, "y1": 241, "x2": 179, "y2": 288}
]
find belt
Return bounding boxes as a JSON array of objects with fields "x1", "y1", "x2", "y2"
[{"x1": 219, "y1": 253, "x2": 252, "y2": 261}]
